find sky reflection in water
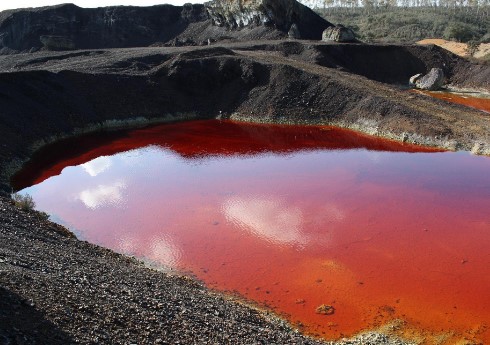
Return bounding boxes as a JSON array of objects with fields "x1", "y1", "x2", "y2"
[{"x1": 17, "y1": 120, "x2": 490, "y2": 343}]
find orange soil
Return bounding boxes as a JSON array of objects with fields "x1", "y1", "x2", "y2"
[{"x1": 417, "y1": 38, "x2": 490, "y2": 59}]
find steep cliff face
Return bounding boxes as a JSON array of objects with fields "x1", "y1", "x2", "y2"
[{"x1": 0, "y1": 1, "x2": 332, "y2": 54}]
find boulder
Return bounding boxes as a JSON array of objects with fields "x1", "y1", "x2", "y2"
[
  {"x1": 322, "y1": 25, "x2": 356, "y2": 43},
  {"x1": 288, "y1": 23, "x2": 301, "y2": 39},
  {"x1": 409, "y1": 73, "x2": 423, "y2": 87},
  {"x1": 413, "y1": 68, "x2": 445, "y2": 90}
]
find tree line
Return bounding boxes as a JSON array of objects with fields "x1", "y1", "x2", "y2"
[
  {"x1": 310, "y1": 5, "x2": 489, "y2": 44},
  {"x1": 302, "y1": 0, "x2": 490, "y2": 8}
]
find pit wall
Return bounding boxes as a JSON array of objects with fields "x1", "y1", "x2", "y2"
[
  {"x1": 0, "y1": 55, "x2": 268, "y2": 194},
  {"x1": 1, "y1": 45, "x2": 490, "y2": 195},
  {"x1": 241, "y1": 41, "x2": 490, "y2": 89}
]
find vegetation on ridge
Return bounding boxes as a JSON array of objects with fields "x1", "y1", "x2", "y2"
[
  {"x1": 313, "y1": 6, "x2": 489, "y2": 44},
  {"x1": 11, "y1": 193, "x2": 35, "y2": 211}
]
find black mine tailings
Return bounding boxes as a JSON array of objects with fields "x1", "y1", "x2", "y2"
[
  {"x1": 0, "y1": 3, "x2": 208, "y2": 52},
  {"x1": 0, "y1": 0, "x2": 332, "y2": 53},
  {"x1": 1, "y1": 41, "x2": 490, "y2": 197}
]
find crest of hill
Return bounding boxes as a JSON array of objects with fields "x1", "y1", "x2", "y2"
[{"x1": 0, "y1": 0, "x2": 332, "y2": 54}]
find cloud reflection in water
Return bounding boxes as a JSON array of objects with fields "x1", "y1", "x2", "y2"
[
  {"x1": 223, "y1": 196, "x2": 307, "y2": 247},
  {"x1": 81, "y1": 156, "x2": 112, "y2": 177},
  {"x1": 223, "y1": 196, "x2": 346, "y2": 248},
  {"x1": 149, "y1": 237, "x2": 181, "y2": 267},
  {"x1": 117, "y1": 235, "x2": 181, "y2": 268},
  {"x1": 78, "y1": 180, "x2": 126, "y2": 209}
]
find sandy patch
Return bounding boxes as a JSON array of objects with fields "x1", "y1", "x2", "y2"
[{"x1": 417, "y1": 38, "x2": 490, "y2": 58}]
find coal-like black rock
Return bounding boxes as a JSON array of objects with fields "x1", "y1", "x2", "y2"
[{"x1": 0, "y1": 1, "x2": 333, "y2": 54}]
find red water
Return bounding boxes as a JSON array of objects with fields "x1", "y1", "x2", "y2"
[
  {"x1": 416, "y1": 90, "x2": 490, "y2": 113},
  {"x1": 14, "y1": 121, "x2": 490, "y2": 344}
]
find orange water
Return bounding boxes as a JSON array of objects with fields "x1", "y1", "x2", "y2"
[
  {"x1": 417, "y1": 90, "x2": 490, "y2": 113},
  {"x1": 14, "y1": 121, "x2": 490, "y2": 343}
]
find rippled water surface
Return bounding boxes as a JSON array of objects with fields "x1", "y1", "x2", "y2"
[{"x1": 14, "y1": 120, "x2": 490, "y2": 343}]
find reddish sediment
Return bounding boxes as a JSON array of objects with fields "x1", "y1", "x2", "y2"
[{"x1": 416, "y1": 90, "x2": 490, "y2": 114}]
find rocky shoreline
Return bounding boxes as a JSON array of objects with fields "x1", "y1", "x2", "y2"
[
  {"x1": 0, "y1": 194, "x2": 415, "y2": 345},
  {"x1": 0, "y1": 196, "x2": 324, "y2": 344}
]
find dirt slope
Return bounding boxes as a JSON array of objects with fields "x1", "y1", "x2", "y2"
[{"x1": 1, "y1": 41, "x2": 490, "y2": 196}]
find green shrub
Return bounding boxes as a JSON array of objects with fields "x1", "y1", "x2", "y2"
[
  {"x1": 11, "y1": 193, "x2": 36, "y2": 211},
  {"x1": 443, "y1": 23, "x2": 476, "y2": 42},
  {"x1": 37, "y1": 211, "x2": 50, "y2": 221}
]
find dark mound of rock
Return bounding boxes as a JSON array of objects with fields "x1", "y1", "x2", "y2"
[
  {"x1": 206, "y1": 0, "x2": 332, "y2": 40},
  {"x1": 0, "y1": 1, "x2": 332, "y2": 54},
  {"x1": 0, "y1": 3, "x2": 207, "y2": 53}
]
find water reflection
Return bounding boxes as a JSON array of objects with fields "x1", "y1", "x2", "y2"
[
  {"x1": 81, "y1": 156, "x2": 112, "y2": 177},
  {"x1": 77, "y1": 180, "x2": 126, "y2": 209},
  {"x1": 222, "y1": 196, "x2": 345, "y2": 247},
  {"x1": 149, "y1": 236, "x2": 181, "y2": 267},
  {"x1": 223, "y1": 196, "x2": 306, "y2": 246},
  {"x1": 14, "y1": 120, "x2": 490, "y2": 344}
]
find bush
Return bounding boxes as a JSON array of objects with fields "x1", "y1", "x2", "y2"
[
  {"x1": 443, "y1": 23, "x2": 477, "y2": 42},
  {"x1": 11, "y1": 193, "x2": 36, "y2": 211},
  {"x1": 37, "y1": 211, "x2": 50, "y2": 221},
  {"x1": 466, "y1": 40, "x2": 481, "y2": 56},
  {"x1": 480, "y1": 33, "x2": 490, "y2": 43}
]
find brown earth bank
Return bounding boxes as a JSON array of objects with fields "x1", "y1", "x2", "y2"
[{"x1": 1, "y1": 39, "x2": 490, "y2": 344}]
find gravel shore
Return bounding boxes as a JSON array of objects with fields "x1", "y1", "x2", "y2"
[{"x1": 0, "y1": 195, "x2": 415, "y2": 344}]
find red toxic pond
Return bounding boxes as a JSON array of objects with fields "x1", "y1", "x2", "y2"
[
  {"x1": 416, "y1": 89, "x2": 490, "y2": 113},
  {"x1": 14, "y1": 120, "x2": 490, "y2": 344}
]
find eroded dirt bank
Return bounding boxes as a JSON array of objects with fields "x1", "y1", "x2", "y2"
[{"x1": 1, "y1": 40, "x2": 490, "y2": 344}]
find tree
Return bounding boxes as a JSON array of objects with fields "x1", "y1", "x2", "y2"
[{"x1": 443, "y1": 23, "x2": 476, "y2": 42}]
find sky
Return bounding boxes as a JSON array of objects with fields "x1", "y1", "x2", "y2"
[{"x1": 0, "y1": 0, "x2": 207, "y2": 12}]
